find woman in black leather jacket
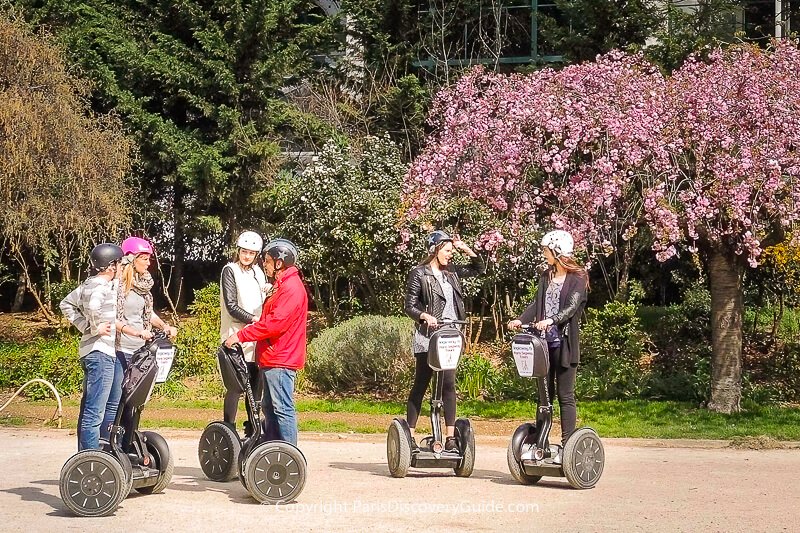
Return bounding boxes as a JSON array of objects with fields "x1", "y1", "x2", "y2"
[
  {"x1": 508, "y1": 230, "x2": 588, "y2": 461},
  {"x1": 404, "y1": 230, "x2": 485, "y2": 451}
]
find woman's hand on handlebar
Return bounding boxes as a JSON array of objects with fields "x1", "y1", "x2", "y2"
[
  {"x1": 420, "y1": 313, "x2": 439, "y2": 328},
  {"x1": 534, "y1": 318, "x2": 554, "y2": 331},
  {"x1": 164, "y1": 325, "x2": 178, "y2": 339},
  {"x1": 223, "y1": 333, "x2": 239, "y2": 348},
  {"x1": 139, "y1": 329, "x2": 155, "y2": 341},
  {"x1": 507, "y1": 319, "x2": 522, "y2": 330}
]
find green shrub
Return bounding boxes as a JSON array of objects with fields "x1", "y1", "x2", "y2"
[
  {"x1": 0, "y1": 334, "x2": 83, "y2": 398},
  {"x1": 578, "y1": 299, "x2": 653, "y2": 400},
  {"x1": 152, "y1": 379, "x2": 189, "y2": 399},
  {"x1": 50, "y1": 280, "x2": 79, "y2": 314},
  {"x1": 173, "y1": 283, "x2": 221, "y2": 378},
  {"x1": 646, "y1": 283, "x2": 712, "y2": 402},
  {"x1": 457, "y1": 352, "x2": 501, "y2": 400},
  {"x1": 456, "y1": 342, "x2": 541, "y2": 401},
  {"x1": 305, "y1": 315, "x2": 415, "y2": 394},
  {"x1": 743, "y1": 339, "x2": 800, "y2": 403}
]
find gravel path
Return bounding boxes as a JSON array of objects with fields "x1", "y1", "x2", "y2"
[{"x1": 0, "y1": 428, "x2": 796, "y2": 532}]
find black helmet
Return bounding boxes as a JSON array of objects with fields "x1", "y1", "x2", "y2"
[
  {"x1": 263, "y1": 238, "x2": 299, "y2": 268},
  {"x1": 90, "y1": 243, "x2": 123, "y2": 271},
  {"x1": 426, "y1": 230, "x2": 452, "y2": 254}
]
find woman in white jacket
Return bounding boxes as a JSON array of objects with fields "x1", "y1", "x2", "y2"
[{"x1": 219, "y1": 231, "x2": 269, "y2": 426}]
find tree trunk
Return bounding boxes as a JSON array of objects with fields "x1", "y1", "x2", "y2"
[
  {"x1": 171, "y1": 185, "x2": 187, "y2": 310},
  {"x1": 615, "y1": 239, "x2": 633, "y2": 303},
  {"x1": 706, "y1": 248, "x2": 743, "y2": 413},
  {"x1": 770, "y1": 292, "x2": 784, "y2": 341},
  {"x1": 11, "y1": 272, "x2": 25, "y2": 311},
  {"x1": 13, "y1": 250, "x2": 56, "y2": 322},
  {"x1": 308, "y1": 265, "x2": 333, "y2": 325},
  {"x1": 359, "y1": 271, "x2": 380, "y2": 312}
]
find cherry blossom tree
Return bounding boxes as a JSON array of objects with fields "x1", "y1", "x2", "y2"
[
  {"x1": 645, "y1": 42, "x2": 800, "y2": 412},
  {"x1": 403, "y1": 41, "x2": 800, "y2": 413}
]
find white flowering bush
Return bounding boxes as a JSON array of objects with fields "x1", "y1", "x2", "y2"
[{"x1": 273, "y1": 135, "x2": 415, "y2": 319}]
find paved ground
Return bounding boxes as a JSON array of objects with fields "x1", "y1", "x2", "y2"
[{"x1": 0, "y1": 428, "x2": 796, "y2": 532}]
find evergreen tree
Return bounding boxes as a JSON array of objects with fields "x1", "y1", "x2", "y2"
[{"x1": 17, "y1": 0, "x2": 334, "y2": 305}]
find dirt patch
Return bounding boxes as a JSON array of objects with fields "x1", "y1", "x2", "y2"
[
  {"x1": 0, "y1": 401, "x2": 546, "y2": 437},
  {"x1": 728, "y1": 435, "x2": 789, "y2": 449},
  {"x1": 0, "y1": 312, "x2": 61, "y2": 343}
]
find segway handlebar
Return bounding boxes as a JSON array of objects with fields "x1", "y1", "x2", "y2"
[
  {"x1": 516, "y1": 323, "x2": 545, "y2": 336},
  {"x1": 438, "y1": 319, "x2": 468, "y2": 326},
  {"x1": 147, "y1": 330, "x2": 169, "y2": 344}
]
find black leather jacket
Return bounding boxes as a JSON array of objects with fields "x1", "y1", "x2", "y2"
[
  {"x1": 404, "y1": 256, "x2": 485, "y2": 326},
  {"x1": 518, "y1": 270, "x2": 588, "y2": 367}
]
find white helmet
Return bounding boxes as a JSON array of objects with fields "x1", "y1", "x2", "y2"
[
  {"x1": 540, "y1": 230, "x2": 574, "y2": 257},
  {"x1": 236, "y1": 231, "x2": 263, "y2": 252}
]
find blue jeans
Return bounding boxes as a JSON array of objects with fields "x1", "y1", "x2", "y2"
[
  {"x1": 78, "y1": 351, "x2": 124, "y2": 451},
  {"x1": 261, "y1": 367, "x2": 298, "y2": 446}
]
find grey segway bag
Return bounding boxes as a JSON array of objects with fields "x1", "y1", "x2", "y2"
[
  {"x1": 122, "y1": 340, "x2": 165, "y2": 406},
  {"x1": 428, "y1": 328, "x2": 465, "y2": 371},
  {"x1": 511, "y1": 333, "x2": 549, "y2": 378},
  {"x1": 217, "y1": 344, "x2": 249, "y2": 394}
]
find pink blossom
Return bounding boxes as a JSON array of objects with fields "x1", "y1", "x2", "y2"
[{"x1": 401, "y1": 42, "x2": 800, "y2": 267}]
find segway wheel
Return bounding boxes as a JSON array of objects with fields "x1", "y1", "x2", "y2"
[
  {"x1": 386, "y1": 420, "x2": 411, "y2": 478},
  {"x1": 243, "y1": 441, "x2": 307, "y2": 504},
  {"x1": 59, "y1": 450, "x2": 127, "y2": 517},
  {"x1": 137, "y1": 431, "x2": 174, "y2": 494},
  {"x1": 506, "y1": 440, "x2": 541, "y2": 485},
  {"x1": 199, "y1": 422, "x2": 241, "y2": 481},
  {"x1": 453, "y1": 419, "x2": 475, "y2": 478},
  {"x1": 562, "y1": 428, "x2": 604, "y2": 489}
]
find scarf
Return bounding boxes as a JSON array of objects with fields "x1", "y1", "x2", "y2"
[{"x1": 116, "y1": 256, "x2": 155, "y2": 347}]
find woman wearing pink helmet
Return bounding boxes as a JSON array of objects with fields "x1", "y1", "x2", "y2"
[{"x1": 115, "y1": 236, "x2": 177, "y2": 367}]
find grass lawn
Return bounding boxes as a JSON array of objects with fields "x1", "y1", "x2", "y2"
[{"x1": 3, "y1": 395, "x2": 799, "y2": 440}]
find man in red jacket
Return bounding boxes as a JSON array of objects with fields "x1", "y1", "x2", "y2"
[{"x1": 225, "y1": 238, "x2": 307, "y2": 445}]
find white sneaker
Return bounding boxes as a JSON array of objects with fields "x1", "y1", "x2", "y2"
[{"x1": 550, "y1": 445, "x2": 563, "y2": 465}]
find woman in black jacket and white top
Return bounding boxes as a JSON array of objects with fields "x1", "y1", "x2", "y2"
[
  {"x1": 508, "y1": 230, "x2": 588, "y2": 460},
  {"x1": 404, "y1": 230, "x2": 485, "y2": 451},
  {"x1": 220, "y1": 231, "x2": 269, "y2": 425}
]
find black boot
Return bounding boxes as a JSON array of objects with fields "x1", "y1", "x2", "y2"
[
  {"x1": 445, "y1": 436, "x2": 458, "y2": 452},
  {"x1": 410, "y1": 436, "x2": 420, "y2": 453}
]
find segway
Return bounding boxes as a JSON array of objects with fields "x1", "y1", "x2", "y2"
[
  {"x1": 387, "y1": 320, "x2": 475, "y2": 478},
  {"x1": 506, "y1": 324, "x2": 604, "y2": 489},
  {"x1": 198, "y1": 344, "x2": 307, "y2": 504},
  {"x1": 60, "y1": 332, "x2": 176, "y2": 516}
]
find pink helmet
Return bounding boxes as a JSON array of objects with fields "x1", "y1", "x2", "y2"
[{"x1": 121, "y1": 236, "x2": 154, "y2": 256}]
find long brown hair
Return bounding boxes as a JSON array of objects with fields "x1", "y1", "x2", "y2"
[
  {"x1": 553, "y1": 255, "x2": 590, "y2": 289},
  {"x1": 119, "y1": 258, "x2": 136, "y2": 295},
  {"x1": 418, "y1": 241, "x2": 451, "y2": 268}
]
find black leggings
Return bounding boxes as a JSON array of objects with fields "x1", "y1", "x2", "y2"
[
  {"x1": 223, "y1": 362, "x2": 262, "y2": 425},
  {"x1": 406, "y1": 352, "x2": 457, "y2": 428},
  {"x1": 547, "y1": 346, "x2": 577, "y2": 444}
]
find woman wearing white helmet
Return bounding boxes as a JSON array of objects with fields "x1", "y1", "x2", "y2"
[
  {"x1": 508, "y1": 229, "x2": 588, "y2": 464},
  {"x1": 219, "y1": 231, "x2": 270, "y2": 426}
]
